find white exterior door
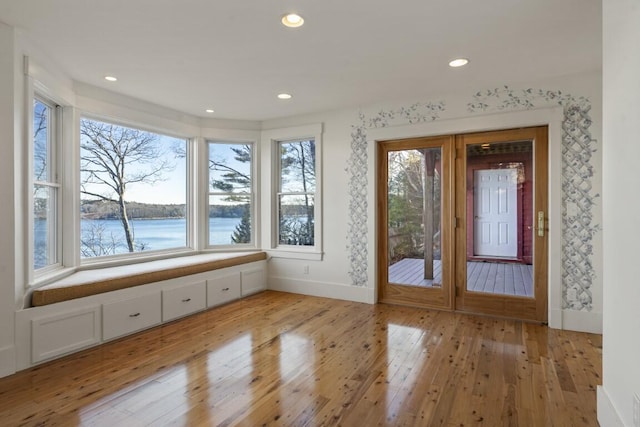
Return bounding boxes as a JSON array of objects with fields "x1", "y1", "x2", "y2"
[{"x1": 473, "y1": 169, "x2": 518, "y2": 257}]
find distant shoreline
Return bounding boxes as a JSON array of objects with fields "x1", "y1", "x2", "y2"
[{"x1": 79, "y1": 216, "x2": 242, "y2": 221}]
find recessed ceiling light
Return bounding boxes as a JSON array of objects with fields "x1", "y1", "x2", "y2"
[
  {"x1": 104, "y1": 75, "x2": 118, "y2": 82},
  {"x1": 448, "y1": 58, "x2": 469, "y2": 68},
  {"x1": 282, "y1": 13, "x2": 304, "y2": 28},
  {"x1": 277, "y1": 93, "x2": 292, "y2": 100},
  {"x1": 205, "y1": 109, "x2": 215, "y2": 113}
]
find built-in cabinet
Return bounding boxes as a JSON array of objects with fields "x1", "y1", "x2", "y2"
[{"x1": 15, "y1": 260, "x2": 266, "y2": 371}]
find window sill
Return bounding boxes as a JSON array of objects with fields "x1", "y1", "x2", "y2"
[
  {"x1": 80, "y1": 248, "x2": 197, "y2": 270},
  {"x1": 30, "y1": 248, "x2": 261, "y2": 290},
  {"x1": 267, "y1": 249, "x2": 323, "y2": 261},
  {"x1": 30, "y1": 251, "x2": 268, "y2": 307},
  {"x1": 31, "y1": 266, "x2": 77, "y2": 289}
]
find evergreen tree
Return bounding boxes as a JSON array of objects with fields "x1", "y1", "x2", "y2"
[{"x1": 231, "y1": 205, "x2": 251, "y2": 243}]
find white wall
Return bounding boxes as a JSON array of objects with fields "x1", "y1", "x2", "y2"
[
  {"x1": 0, "y1": 21, "x2": 17, "y2": 377},
  {"x1": 598, "y1": 0, "x2": 640, "y2": 425},
  {"x1": 264, "y1": 72, "x2": 603, "y2": 334}
]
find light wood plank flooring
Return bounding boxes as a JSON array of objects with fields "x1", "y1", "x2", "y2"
[
  {"x1": 389, "y1": 258, "x2": 533, "y2": 297},
  {"x1": 0, "y1": 291, "x2": 601, "y2": 426}
]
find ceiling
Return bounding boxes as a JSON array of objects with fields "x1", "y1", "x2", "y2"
[{"x1": 0, "y1": 0, "x2": 602, "y2": 121}]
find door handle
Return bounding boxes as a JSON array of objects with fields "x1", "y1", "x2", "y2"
[{"x1": 537, "y1": 211, "x2": 545, "y2": 237}]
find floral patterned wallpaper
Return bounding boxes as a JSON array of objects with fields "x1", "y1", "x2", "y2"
[
  {"x1": 347, "y1": 87, "x2": 598, "y2": 312},
  {"x1": 346, "y1": 102, "x2": 445, "y2": 288}
]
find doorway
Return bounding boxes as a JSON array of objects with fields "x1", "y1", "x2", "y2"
[
  {"x1": 377, "y1": 126, "x2": 548, "y2": 322},
  {"x1": 473, "y1": 168, "x2": 518, "y2": 258}
]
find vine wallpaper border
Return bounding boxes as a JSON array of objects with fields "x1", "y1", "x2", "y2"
[{"x1": 346, "y1": 87, "x2": 598, "y2": 312}]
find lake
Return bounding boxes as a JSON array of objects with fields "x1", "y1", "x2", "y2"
[{"x1": 79, "y1": 217, "x2": 242, "y2": 257}]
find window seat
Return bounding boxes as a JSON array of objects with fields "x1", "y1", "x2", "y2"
[{"x1": 31, "y1": 251, "x2": 267, "y2": 307}]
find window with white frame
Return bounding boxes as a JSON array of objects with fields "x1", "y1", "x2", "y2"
[
  {"x1": 276, "y1": 138, "x2": 318, "y2": 248},
  {"x1": 79, "y1": 117, "x2": 188, "y2": 259},
  {"x1": 207, "y1": 141, "x2": 255, "y2": 246},
  {"x1": 262, "y1": 124, "x2": 322, "y2": 258},
  {"x1": 33, "y1": 97, "x2": 60, "y2": 271}
]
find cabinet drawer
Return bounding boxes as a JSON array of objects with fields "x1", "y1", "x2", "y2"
[
  {"x1": 207, "y1": 273, "x2": 241, "y2": 307},
  {"x1": 103, "y1": 293, "x2": 161, "y2": 341},
  {"x1": 162, "y1": 281, "x2": 206, "y2": 322}
]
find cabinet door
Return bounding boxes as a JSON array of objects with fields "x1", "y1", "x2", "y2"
[
  {"x1": 241, "y1": 268, "x2": 266, "y2": 296},
  {"x1": 207, "y1": 273, "x2": 241, "y2": 307},
  {"x1": 32, "y1": 306, "x2": 101, "y2": 364},
  {"x1": 162, "y1": 281, "x2": 206, "y2": 322},
  {"x1": 103, "y1": 293, "x2": 161, "y2": 341}
]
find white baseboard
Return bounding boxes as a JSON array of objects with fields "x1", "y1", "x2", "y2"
[
  {"x1": 548, "y1": 308, "x2": 602, "y2": 333},
  {"x1": 548, "y1": 308, "x2": 562, "y2": 330},
  {"x1": 598, "y1": 386, "x2": 624, "y2": 427},
  {"x1": 560, "y1": 309, "x2": 602, "y2": 334},
  {"x1": 268, "y1": 276, "x2": 375, "y2": 304},
  {"x1": 0, "y1": 345, "x2": 16, "y2": 378}
]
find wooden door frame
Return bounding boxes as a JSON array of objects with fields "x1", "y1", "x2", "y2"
[
  {"x1": 454, "y1": 126, "x2": 548, "y2": 322},
  {"x1": 368, "y1": 107, "x2": 563, "y2": 327},
  {"x1": 377, "y1": 135, "x2": 455, "y2": 311},
  {"x1": 376, "y1": 126, "x2": 548, "y2": 323}
]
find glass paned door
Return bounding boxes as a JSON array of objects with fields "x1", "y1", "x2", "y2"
[
  {"x1": 378, "y1": 136, "x2": 454, "y2": 310},
  {"x1": 454, "y1": 127, "x2": 548, "y2": 322},
  {"x1": 465, "y1": 140, "x2": 533, "y2": 297},
  {"x1": 387, "y1": 148, "x2": 442, "y2": 287}
]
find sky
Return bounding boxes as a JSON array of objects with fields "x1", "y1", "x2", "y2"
[{"x1": 80, "y1": 124, "x2": 188, "y2": 205}]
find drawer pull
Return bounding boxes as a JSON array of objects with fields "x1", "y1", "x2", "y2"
[
  {"x1": 181, "y1": 298, "x2": 192, "y2": 303},
  {"x1": 222, "y1": 287, "x2": 230, "y2": 291},
  {"x1": 129, "y1": 312, "x2": 141, "y2": 318}
]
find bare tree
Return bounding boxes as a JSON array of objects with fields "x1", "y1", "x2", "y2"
[
  {"x1": 33, "y1": 100, "x2": 48, "y2": 182},
  {"x1": 80, "y1": 222, "x2": 123, "y2": 258},
  {"x1": 280, "y1": 140, "x2": 315, "y2": 245},
  {"x1": 80, "y1": 119, "x2": 175, "y2": 253}
]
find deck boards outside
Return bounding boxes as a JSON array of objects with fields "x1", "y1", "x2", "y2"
[{"x1": 388, "y1": 258, "x2": 533, "y2": 297}]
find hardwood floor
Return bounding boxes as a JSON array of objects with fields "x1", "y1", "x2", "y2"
[{"x1": 0, "y1": 291, "x2": 601, "y2": 426}]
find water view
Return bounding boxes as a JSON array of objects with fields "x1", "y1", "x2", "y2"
[{"x1": 77, "y1": 217, "x2": 242, "y2": 257}]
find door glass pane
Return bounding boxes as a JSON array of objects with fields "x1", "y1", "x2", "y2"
[
  {"x1": 387, "y1": 147, "x2": 442, "y2": 287},
  {"x1": 465, "y1": 140, "x2": 534, "y2": 297}
]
